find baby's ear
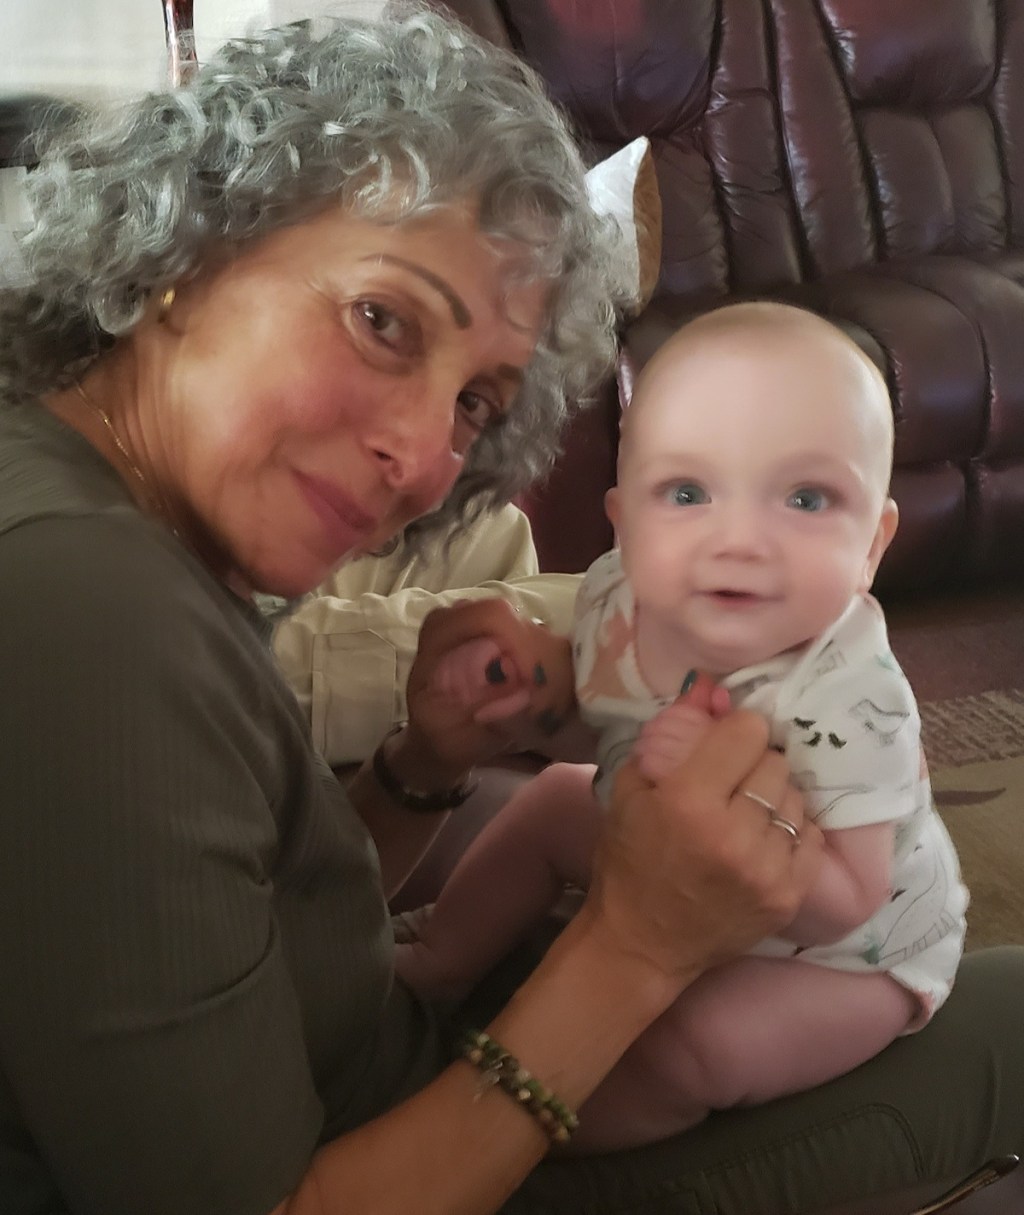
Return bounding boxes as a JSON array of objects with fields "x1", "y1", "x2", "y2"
[
  {"x1": 863, "y1": 498, "x2": 899, "y2": 589},
  {"x1": 604, "y1": 486, "x2": 621, "y2": 531}
]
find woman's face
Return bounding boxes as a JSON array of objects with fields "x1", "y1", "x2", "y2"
[{"x1": 145, "y1": 203, "x2": 548, "y2": 597}]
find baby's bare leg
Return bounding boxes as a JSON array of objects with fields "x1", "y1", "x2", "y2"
[
  {"x1": 394, "y1": 763, "x2": 599, "y2": 1001},
  {"x1": 573, "y1": 956, "x2": 918, "y2": 1151}
]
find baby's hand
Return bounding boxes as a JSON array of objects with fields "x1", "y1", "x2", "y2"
[
  {"x1": 407, "y1": 599, "x2": 576, "y2": 771},
  {"x1": 431, "y1": 636, "x2": 515, "y2": 717},
  {"x1": 633, "y1": 672, "x2": 731, "y2": 784}
]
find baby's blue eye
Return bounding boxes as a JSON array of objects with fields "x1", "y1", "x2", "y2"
[
  {"x1": 788, "y1": 487, "x2": 828, "y2": 512},
  {"x1": 669, "y1": 483, "x2": 709, "y2": 507}
]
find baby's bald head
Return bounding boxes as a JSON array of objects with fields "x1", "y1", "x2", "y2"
[{"x1": 622, "y1": 302, "x2": 895, "y2": 506}]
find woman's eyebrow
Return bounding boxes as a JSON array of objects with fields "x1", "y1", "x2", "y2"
[{"x1": 362, "y1": 253, "x2": 472, "y2": 328}]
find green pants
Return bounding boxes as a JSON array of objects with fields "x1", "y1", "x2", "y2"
[{"x1": 496, "y1": 947, "x2": 1024, "y2": 1215}]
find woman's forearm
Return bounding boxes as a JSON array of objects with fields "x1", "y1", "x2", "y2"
[
  {"x1": 280, "y1": 714, "x2": 819, "y2": 1215},
  {"x1": 345, "y1": 725, "x2": 471, "y2": 897},
  {"x1": 274, "y1": 908, "x2": 689, "y2": 1215}
]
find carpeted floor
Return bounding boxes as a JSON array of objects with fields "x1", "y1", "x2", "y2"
[{"x1": 887, "y1": 585, "x2": 1024, "y2": 950}]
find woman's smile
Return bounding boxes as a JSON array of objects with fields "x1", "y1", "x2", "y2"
[{"x1": 293, "y1": 470, "x2": 379, "y2": 557}]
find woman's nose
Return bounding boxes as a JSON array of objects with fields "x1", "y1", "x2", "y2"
[
  {"x1": 374, "y1": 441, "x2": 464, "y2": 505},
  {"x1": 366, "y1": 394, "x2": 465, "y2": 501}
]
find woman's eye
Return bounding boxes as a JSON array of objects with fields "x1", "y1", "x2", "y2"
[
  {"x1": 788, "y1": 487, "x2": 828, "y2": 512},
  {"x1": 668, "y1": 482, "x2": 709, "y2": 506},
  {"x1": 457, "y1": 390, "x2": 500, "y2": 432},
  {"x1": 353, "y1": 300, "x2": 412, "y2": 351}
]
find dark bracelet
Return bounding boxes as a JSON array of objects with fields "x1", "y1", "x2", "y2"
[
  {"x1": 371, "y1": 724, "x2": 478, "y2": 813},
  {"x1": 459, "y1": 1028, "x2": 579, "y2": 1145}
]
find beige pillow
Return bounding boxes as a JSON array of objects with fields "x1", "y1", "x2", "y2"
[{"x1": 585, "y1": 136, "x2": 662, "y2": 315}]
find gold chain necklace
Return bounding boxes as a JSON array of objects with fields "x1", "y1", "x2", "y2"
[{"x1": 74, "y1": 381, "x2": 179, "y2": 536}]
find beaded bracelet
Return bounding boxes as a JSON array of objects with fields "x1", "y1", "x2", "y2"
[{"x1": 459, "y1": 1028, "x2": 579, "y2": 1145}]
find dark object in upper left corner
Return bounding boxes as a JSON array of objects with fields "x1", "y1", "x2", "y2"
[{"x1": 0, "y1": 95, "x2": 85, "y2": 170}]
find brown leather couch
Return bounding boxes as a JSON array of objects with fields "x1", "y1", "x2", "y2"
[
  {"x1": 446, "y1": 0, "x2": 1024, "y2": 603},
  {"x1": 415, "y1": 4, "x2": 1024, "y2": 1212}
]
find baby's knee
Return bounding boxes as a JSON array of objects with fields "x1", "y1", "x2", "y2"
[
  {"x1": 509, "y1": 762, "x2": 599, "y2": 831},
  {"x1": 640, "y1": 1000, "x2": 756, "y2": 1110},
  {"x1": 533, "y1": 762, "x2": 597, "y2": 800}
]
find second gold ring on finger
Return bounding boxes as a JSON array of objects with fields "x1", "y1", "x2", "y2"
[
  {"x1": 766, "y1": 811, "x2": 801, "y2": 847},
  {"x1": 740, "y1": 788, "x2": 801, "y2": 848}
]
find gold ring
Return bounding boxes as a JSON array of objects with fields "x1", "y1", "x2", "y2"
[
  {"x1": 741, "y1": 789, "x2": 801, "y2": 848},
  {"x1": 767, "y1": 811, "x2": 801, "y2": 847},
  {"x1": 740, "y1": 788, "x2": 776, "y2": 814}
]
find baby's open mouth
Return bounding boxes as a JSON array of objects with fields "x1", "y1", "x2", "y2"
[{"x1": 705, "y1": 589, "x2": 767, "y2": 605}]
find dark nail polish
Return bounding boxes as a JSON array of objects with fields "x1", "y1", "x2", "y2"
[
  {"x1": 536, "y1": 709, "x2": 564, "y2": 736},
  {"x1": 485, "y1": 657, "x2": 507, "y2": 684},
  {"x1": 533, "y1": 663, "x2": 547, "y2": 687},
  {"x1": 680, "y1": 668, "x2": 698, "y2": 695}
]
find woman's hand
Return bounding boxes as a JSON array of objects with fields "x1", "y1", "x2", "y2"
[
  {"x1": 349, "y1": 599, "x2": 575, "y2": 898},
  {"x1": 404, "y1": 598, "x2": 576, "y2": 775},
  {"x1": 583, "y1": 708, "x2": 824, "y2": 992}
]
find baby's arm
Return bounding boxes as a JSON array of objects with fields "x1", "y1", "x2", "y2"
[
  {"x1": 772, "y1": 601, "x2": 924, "y2": 946},
  {"x1": 634, "y1": 664, "x2": 895, "y2": 946},
  {"x1": 636, "y1": 682, "x2": 893, "y2": 945},
  {"x1": 779, "y1": 821, "x2": 895, "y2": 946},
  {"x1": 632, "y1": 677, "x2": 896, "y2": 948},
  {"x1": 637, "y1": 698, "x2": 893, "y2": 944}
]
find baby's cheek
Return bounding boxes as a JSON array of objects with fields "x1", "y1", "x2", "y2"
[{"x1": 792, "y1": 542, "x2": 860, "y2": 612}]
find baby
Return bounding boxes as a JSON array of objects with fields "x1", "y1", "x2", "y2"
[{"x1": 396, "y1": 302, "x2": 968, "y2": 1150}]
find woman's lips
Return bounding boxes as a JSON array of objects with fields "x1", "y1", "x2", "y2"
[{"x1": 294, "y1": 471, "x2": 378, "y2": 554}]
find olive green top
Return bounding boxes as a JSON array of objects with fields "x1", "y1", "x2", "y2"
[{"x1": 0, "y1": 400, "x2": 442, "y2": 1215}]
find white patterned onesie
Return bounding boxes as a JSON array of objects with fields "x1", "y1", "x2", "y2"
[{"x1": 572, "y1": 549, "x2": 968, "y2": 1027}]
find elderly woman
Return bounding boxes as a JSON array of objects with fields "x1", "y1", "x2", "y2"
[{"x1": 0, "y1": 9, "x2": 1021, "y2": 1215}]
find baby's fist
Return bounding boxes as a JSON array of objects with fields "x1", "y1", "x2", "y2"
[{"x1": 633, "y1": 672, "x2": 731, "y2": 783}]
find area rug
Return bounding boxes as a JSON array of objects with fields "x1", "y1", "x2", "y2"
[
  {"x1": 921, "y1": 691, "x2": 1024, "y2": 950},
  {"x1": 887, "y1": 590, "x2": 1024, "y2": 952}
]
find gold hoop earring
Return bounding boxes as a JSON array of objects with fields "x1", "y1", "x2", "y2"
[{"x1": 158, "y1": 287, "x2": 176, "y2": 322}]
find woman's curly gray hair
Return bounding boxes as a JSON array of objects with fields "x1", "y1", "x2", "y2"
[{"x1": 0, "y1": 3, "x2": 619, "y2": 544}]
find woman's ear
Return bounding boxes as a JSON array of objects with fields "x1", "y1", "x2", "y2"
[{"x1": 863, "y1": 498, "x2": 899, "y2": 589}]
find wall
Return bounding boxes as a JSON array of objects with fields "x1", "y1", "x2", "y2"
[
  {"x1": 0, "y1": 1, "x2": 386, "y2": 99},
  {"x1": 0, "y1": 2, "x2": 384, "y2": 238}
]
